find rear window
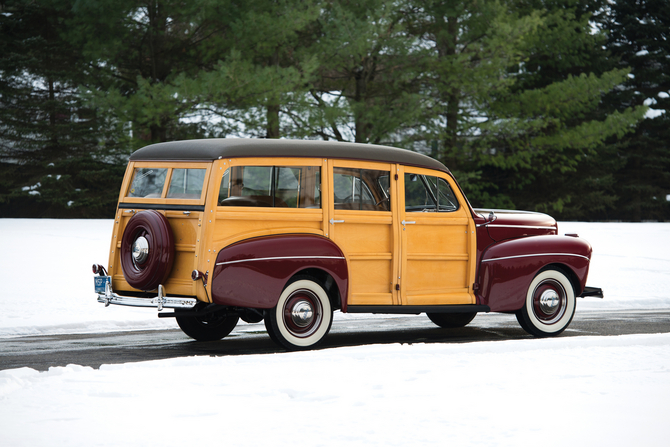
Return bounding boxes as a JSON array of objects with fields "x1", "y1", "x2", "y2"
[
  {"x1": 127, "y1": 168, "x2": 167, "y2": 198},
  {"x1": 126, "y1": 167, "x2": 206, "y2": 200},
  {"x1": 167, "y1": 169, "x2": 206, "y2": 199}
]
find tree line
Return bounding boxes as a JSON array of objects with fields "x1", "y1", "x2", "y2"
[{"x1": 1, "y1": 0, "x2": 668, "y2": 220}]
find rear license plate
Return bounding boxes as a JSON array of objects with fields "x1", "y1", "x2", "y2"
[{"x1": 94, "y1": 276, "x2": 111, "y2": 294}]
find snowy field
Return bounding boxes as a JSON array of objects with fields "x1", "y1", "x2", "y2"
[{"x1": 1, "y1": 219, "x2": 669, "y2": 446}]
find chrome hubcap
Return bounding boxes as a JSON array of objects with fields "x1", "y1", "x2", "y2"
[
  {"x1": 132, "y1": 236, "x2": 149, "y2": 264},
  {"x1": 539, "y1": 289, "x2": 560, "y2": 315},
  {"x1": 290, "y1": 300, "x2": 314, "y2": 328}
]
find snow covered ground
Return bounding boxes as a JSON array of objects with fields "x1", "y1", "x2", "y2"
[{"x1": 1, "y1": 219, "x2": 669, "y2": 446}]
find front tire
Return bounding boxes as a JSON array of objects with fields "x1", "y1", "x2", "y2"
[
  {"x1": 516, "y1": 268, "x2": 576, "y2": 337},
  {"x1": 427, "y1": 312, "x2": 477, "y2": 329},
  {"x1": 176, "y1": 306, "x2": 239, "y2": 341},
  {"x1": 265, "y1": 277, "x2": 333, "y2": 350}
]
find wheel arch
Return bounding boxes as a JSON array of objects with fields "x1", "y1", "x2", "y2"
[
  {"x1": 538, "y1": 262, "x2": 582, "y2": 298},
  {"x1": 288, "y1": 268, "x2": 342, "y2": 310}
]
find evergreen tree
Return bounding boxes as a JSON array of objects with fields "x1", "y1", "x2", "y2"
[
  {"x1": 481, "y1": 0, "x2": 648, "y2": 218},
  {"x1": 290, "y1": 0, "x2": 425, "y2": 144},
  {"x1": 411, "y1": 0, "x2": 645, "y2": 213},
  {"x1": 0, "y1": 0, "x2": 124, "y2": 217},
  {"x1": 185, "y1": 0, "x2": 321, "y2": 139},
  {"x1": 603, "y1": 0, "x2": 670, "y2": 221},
  {"x1": 68, "y1": 0, "x2": 236, "y2": 147}
]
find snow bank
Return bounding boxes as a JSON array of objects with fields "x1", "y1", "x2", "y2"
[
  {"x1": 1, "y1": 334, "x2": 669, "y2": 446},
  {"x1": 0, "y1": 219, "x2": 668, "y2": 337}
]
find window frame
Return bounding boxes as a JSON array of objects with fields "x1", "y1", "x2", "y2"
[
  {"x1": 216, "y1": 158, "x2": 323, "y2": 210},
  {"x1": 122, "y1": 161, "x2": 212, "y2": 206},
  {"x1": 404, "y1": 172, "x2": 460, "y2": 213}
]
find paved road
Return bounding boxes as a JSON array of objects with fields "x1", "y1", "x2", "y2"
[{"x1": 2, "y1": 309, "x2": 669, "y2": 372}]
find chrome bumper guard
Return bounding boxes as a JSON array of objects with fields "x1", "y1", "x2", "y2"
[{"x1": 97, "y1": 283, "x2": 197, "y2": 311}]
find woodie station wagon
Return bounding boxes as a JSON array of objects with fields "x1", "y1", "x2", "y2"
[{"x1": 93, "y1": 138, "x2": 603, "y2": 349}]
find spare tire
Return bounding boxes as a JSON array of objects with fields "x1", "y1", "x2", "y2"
[{"x1": 120, "y1": 210, "x2": 175, "y2": 291}]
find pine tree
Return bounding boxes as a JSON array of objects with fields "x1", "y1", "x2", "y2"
[
  {"x1": 67, "y1": 0, "x2": 236, "y2": 147},
  {"x1": 288, "y1": 0, "x2": 425, "y2": 144},
  {"x1": 410, "y1": 0, "x2": 646, "y2": 213},
  {"x1": 0, "y1": 0, "x2": 124, "y2": 217},
  {"x1": 184, "y1": 0, "x2": 322, "y2": 139},
  {"x1": 602, "y1": 0, "x2": 670, "y2": 221}
]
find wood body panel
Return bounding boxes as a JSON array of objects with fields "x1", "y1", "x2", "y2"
[
  {"x1": 398, "y1": 166, "x2": 477, "y2": 306},
  {"x1": 328, "y1": 160, "x2": 399, "y2": 306},
  {"x1": 108, "y1": 160, "x2": 210, "y2": 300}
]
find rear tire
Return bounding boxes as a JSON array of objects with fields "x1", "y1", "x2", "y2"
[
  {"x1": 426, "y1": 312, "x2": 477, "y2": 329},
  {"x1": 176, "y1": 305, "x2": 239, "y2": 341},
  {"x1": 516, "y1": 268, "x2": 576, "y2": 337},
  {"x1": 265, "y1": 276, "x2": 333, "y2": 350}
]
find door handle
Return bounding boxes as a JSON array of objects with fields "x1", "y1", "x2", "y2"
[
  {"x1": 329, "y1": 219, "x2": 345, "y2": 224},
  {"x1": 401, "y1": 220, "x2": 415, "y2": 225}
]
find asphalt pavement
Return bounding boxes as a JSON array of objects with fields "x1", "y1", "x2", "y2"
[{"x1": 1, "y1": 309, "x2": 669, "y2": 372}]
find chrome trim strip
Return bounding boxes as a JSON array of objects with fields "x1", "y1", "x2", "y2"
[
  {"x1": 487, "y1": 224, "x2": 556, "y2": 230},
  {"x1": 216, "y1": 255, "x2": 346, "y2": 266},
  {"x1": 118, "y1": 203, "x2": 205, "y2": 212},
  {"x1": 482, "y1": 253, "x2": 590, "y2": 263}
]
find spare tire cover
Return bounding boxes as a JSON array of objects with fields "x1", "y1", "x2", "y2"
[{"x1": 120, "y1": 210, "x2": 175, "y2": 291}]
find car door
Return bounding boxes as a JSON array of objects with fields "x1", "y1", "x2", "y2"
[
  {"x1": 398, "y1": 166, "x2": 476, "y2": 305},
  {"x1": 327, "y1": 160, "x2": 400, "y2": 305}
]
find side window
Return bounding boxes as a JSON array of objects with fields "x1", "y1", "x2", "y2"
[
  {"x1": 241, "y1": 166, "x2": 273, "y2": 196},
  {"x1": 435, "y1": 177, "x2": 459, "y2": 212},
  {"x1": 218, "y1": 166, "x2": 321, "y2": 208},
  {"x1": 405, "y1": 173, "x2": 433, "y2": 210},
  {"x1": 405, "y1": 173, "x2": 459, "y2": 212},
  {"x1": 127, "y1": 168, "x2": 167, "y2": 198},
  {"x1": 166, "y1": 169, "x2": 206, "y2": 199},
  {"x1": 333, "y1": 167, "x2": 391, "y2": 211},
  {"x1": 218, "y1": 168, "x2": 230, "y2": 204}
]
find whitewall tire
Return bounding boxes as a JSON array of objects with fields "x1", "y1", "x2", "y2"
[
  {"x1": 516, "y1": 269, "x2": 576, "y2": 337},
  {"x1": 265, "y1": 277, "x2": 333, "y2": 350}
]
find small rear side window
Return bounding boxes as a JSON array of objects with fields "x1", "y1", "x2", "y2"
[
  {"x1": 127, "y1": 168, "x2": 167, "y2": 198},
  {"x1": 166, "y1": 169, "x2": 206, "y2": 199}
]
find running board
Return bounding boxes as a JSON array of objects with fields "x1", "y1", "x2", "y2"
[{"x1": 346, "y1": 305, "x2": 491, "y2": 315}]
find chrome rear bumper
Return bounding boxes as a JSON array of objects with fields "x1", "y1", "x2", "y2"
[{"x1": 97, "y1": 283, "x2": 197, "y2": 310}]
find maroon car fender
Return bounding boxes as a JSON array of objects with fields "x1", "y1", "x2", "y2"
[
  {"x1": 477, "y1": 235, "x2": 592, "y2": 312},
  {"x1": 211, "y1": 234, "x2": 348, "y2": 309}
]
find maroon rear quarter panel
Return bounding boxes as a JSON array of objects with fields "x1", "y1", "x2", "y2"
[
  {"x1": 211, "y1": 234, "x2": 348, "y2": 309},
  {"x1": 478, "y1": 236, "x2": 592, "y2": 312}
]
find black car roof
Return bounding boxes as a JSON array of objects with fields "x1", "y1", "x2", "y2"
[{"x1": 129, "y1": 138, "x2": 449, "y2": 173}]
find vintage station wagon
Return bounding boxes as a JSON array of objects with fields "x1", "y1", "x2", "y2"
[{"x1": 93, "y1": 138, "x2": 603, "y2": 349}]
